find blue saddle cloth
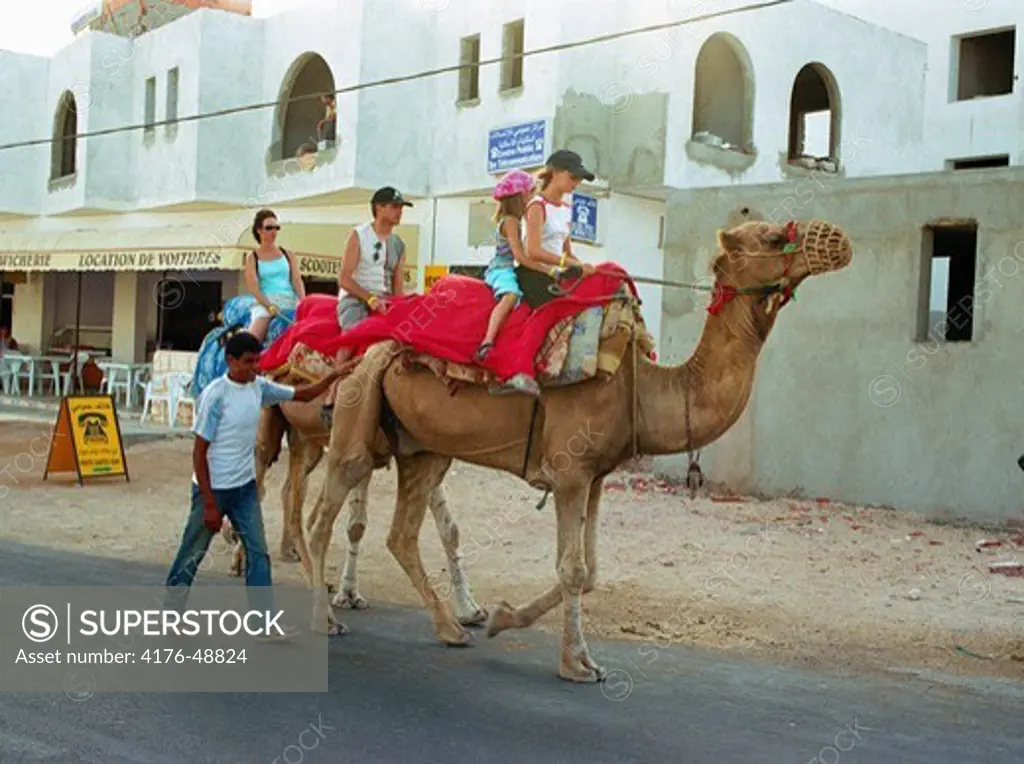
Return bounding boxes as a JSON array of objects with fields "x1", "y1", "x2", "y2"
[{"x1": 190, "y1": 295, "x2": 295, "y2": 400}]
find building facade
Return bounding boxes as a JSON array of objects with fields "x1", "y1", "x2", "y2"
[
  {"x1": 0, "y1": 0, "x2": 1019, "y2": 519},
  {"x1": 653, "y1": 0, "x2": 1024, "y2": 523}
]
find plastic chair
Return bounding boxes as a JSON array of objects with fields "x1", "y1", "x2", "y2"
[{"x1": 139, "y1": 370, "x2": 188, "y2": 426}]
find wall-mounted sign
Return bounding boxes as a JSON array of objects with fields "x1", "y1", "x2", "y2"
[
  {"x1": 570, "y1": 193, "x2": 598, "y2": 243},
  {"x1": 0, "y1": 249, "x2": 241, "y2": 272},
  {"x1": 487, "y1": 119, "x2": 547, "y2": 174}
]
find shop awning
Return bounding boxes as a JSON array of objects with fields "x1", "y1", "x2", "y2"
[
  {"x1": 0, "y1": 225, "x2": 248, "y2": 272},
  {"x1": 0, "y1": 221, "x2": 420, "y2": 281}
]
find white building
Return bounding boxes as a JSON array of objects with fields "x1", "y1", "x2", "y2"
[
  {"x1": 0, "y1": 0, "x2": 933, "y2": 359},
  {"x1": 0, "y1": 0, "x2": 1021, "y2": 519}
]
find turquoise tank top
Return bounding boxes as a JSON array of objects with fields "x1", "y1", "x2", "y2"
[{"x1": 256, "y1": 253, "x2": 295, "y2": 297}]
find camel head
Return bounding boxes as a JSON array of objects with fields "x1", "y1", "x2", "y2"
[{"x1": 710, "y1": 218, "x2": 853, "y2": 319}]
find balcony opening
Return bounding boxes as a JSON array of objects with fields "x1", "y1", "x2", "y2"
[
  {"x1": 787, "y1": 62, "x2": 840, "y2": 172},
  {"x1": 50, "y1": 91, "x2": 78, "y2": 182},
  {"x1": 458, "y1": 34, "x2": 480, "y2": 104},
  {"x1": 946, "y1": 154, "x2": 1009, "y2": 170},
  {"x1": 919, "y1": 223, "x2": 977, "y2": 343},
  {"x1": 274, "y1": 52, "x2": 337, "y2": 163},
  {"x1": 953, "y1": 28, "x2": 1016, "y2": 101},
  {"x1": 690, "y1": 32, "x2": 754, "y2": 154},
  {"x1": 500, "y1": 19, "x2": 524, "y2": 93}
]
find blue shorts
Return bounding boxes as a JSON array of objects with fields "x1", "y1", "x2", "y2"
[{"x1": 484, "y1": 266, "x2": 523, "y2": 299}]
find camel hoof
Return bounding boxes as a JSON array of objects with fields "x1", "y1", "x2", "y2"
[
  {"x1": 333, "y1": 589, "x2": 368, "y2": 610},
  {"x1": 277, "y1": 548, "x2": 300, "y2": 563},
  {"x1": 558, "y1": 660, "x2": 605, "y2": 684},
  {"x1": 484, "y1": 601, "x2": 516, "y2": 638},
  {"x1": 312, "y1": 616, "x2": 349, "y2": 636},
  {"x1": 458, "y1": 607, "x2": 489, "y2": 628},
  {"x1": 441, "y1": 628, "x2": 473, "y2": 647}
]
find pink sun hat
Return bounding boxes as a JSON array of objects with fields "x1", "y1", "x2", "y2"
[{"x1": 493, "y1": 168, "x2": 536, "y2": 200}]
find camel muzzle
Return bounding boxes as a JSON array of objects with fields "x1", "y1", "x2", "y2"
[{"x1": 801, "y1": 220, "x2": 853, "y2": 275}]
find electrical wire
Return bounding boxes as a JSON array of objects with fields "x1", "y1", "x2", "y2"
[{"x1": 0, "y1": 0, "x2": 793, "y2": 153}]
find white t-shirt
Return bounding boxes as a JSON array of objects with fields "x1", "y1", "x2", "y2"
[{"x1": 191, "y1": 374, "x2": 296, "y2": 490}]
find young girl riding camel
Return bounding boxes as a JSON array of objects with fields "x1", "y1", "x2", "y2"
[{"x1": 475, "y1": 151, "x2": 596, "y2": 366}]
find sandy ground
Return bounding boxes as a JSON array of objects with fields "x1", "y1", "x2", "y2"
[{"x1": 2, "y1": 421, "x2": 1022, "y2": 682}]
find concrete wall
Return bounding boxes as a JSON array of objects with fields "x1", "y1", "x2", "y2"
[
  {"x1": 0, "y1": 51, "x2": 49, "y2": 216},
  {"x1": 656, "y1": 166, "x2": 1024, "y2": 524}
]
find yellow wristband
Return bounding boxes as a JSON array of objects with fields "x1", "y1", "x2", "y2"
[
  {"x1": 367, "y1": 294, "x2": 378, "y2": 308},
  {"x1": 559, "y1": 253, "x2": 568, "y2": 267}
]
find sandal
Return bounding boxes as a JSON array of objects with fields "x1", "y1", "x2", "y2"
[{"x1": 474, "y1": 342, "x2": 495, "y2": 362}]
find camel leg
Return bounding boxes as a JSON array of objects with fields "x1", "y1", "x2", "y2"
[
  {"x1": 285, "y1": 440, "x2": 324, "y2": 585},
  {"x1": 485, "y1": 479, "x2": 604, "y2": 681},
  {"x1": 427, "y1": 483, "x2": 488, "y2": 627},
  {"x1": 307, "y1": 450, "x2": 374, "y2": 636},
  {"x1": 332, "y1": 473, "x2": 371, "y2": 610},
  {"x1": 387, "y1": 453, "x2": 471, "y2": 646},
  {"x1": 582, "y1": 478, "x2": 602, "y2": 595}
]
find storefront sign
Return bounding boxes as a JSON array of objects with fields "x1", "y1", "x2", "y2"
[
  {"x1": 44, "y1": 395, "x2": 129, "y2": 486},
  {"x1": 0, "y1": 249, "x2": 240, "y2": 272},
  {"x1": 487, "y1": 119, "x2": 547, "y2": 173},
  {"x1": 423, "y1": 265, "x2": 449, "y2": 292},
  {"x1": 297, "y1": 255, "x2": 341, "y2": 279},
  {"x1": 570, "y1": 193, "x2": 598, "y2": 243}
]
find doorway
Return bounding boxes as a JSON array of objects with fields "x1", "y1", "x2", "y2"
[{"x1": 157, "y1": 279, "x2": 223, "y2": 351}]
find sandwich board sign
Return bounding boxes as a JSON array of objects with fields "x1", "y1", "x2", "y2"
[{"x1": 44, "y1": 395, "x2": 130, "y2": 486}]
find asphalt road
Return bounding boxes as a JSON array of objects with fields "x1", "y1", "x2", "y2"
[{"x1": 0, "y1": 540, "x2": 1022, "y2": 764}]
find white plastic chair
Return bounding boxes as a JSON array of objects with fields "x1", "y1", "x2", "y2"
[
  {"x1": 99, "y1": 365, "x2": 133, "y2": 407},
  {"x1": 139, "y1": 370, "x2": 190, "y2": 426}
]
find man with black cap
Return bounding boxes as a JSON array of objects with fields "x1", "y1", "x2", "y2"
[
  {"x1": 321, "y1": 187, "x2": 413, "y2": 421},
  {"x1": 336, "y1": 185, "x2": 413, "y2": 336}
]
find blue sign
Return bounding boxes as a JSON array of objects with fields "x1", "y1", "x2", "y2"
[
  {"x1": 571, "y1": 193, "x2": 597, "y2": 243},
  {"x1": 487, "y1": 119, "x2": 546, "y2": 173}
]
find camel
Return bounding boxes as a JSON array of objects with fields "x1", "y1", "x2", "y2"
[
  {"x1": 224, "y1": 391, "x2": 488, "y2": 629},
  {"x1": 303, "y1": 218, "x2": 854, "y2": 680}
]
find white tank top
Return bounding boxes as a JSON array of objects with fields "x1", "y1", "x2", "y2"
[
  {"x1": 528, "y1": 194, "x2": 573, "y2": 257},
  {"x1": 342, "y1": 221, "x2": 389, "y2": 298}
]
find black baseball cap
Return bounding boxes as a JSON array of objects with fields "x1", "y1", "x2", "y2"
[
  {"x1": 546, "y1": 149, "x2": 595, "y2": 181},
  {"x1": 371, "y1": 186, "x2": 413, "y2": 207}
]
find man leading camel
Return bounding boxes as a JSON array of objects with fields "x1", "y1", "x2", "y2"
[
  {"x1": 322, "y1": 185, "x2": 412, "y2": 420},
  {"x1": 164, "y1": 330, "x2": 345, "y2": 636}
]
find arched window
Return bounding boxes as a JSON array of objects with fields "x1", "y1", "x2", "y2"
[
  {"x1": 787, "y1": 63, "x2": 840, "y2": 164},
  {"x1": 691, "y1": 33, "x2": 754, "y2": 152},
  {"x1": 274, "y1": 53, "x2": 337, "y2": 161},
  {"x1": 51, "y1": 91, "x2": 78, "y2": 180}
]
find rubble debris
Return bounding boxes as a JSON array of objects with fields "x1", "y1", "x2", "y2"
[{"x1": 988, "y1": 561, "x2": 1024, "y2": 577}]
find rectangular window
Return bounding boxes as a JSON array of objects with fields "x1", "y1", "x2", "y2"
[
  {"x1": 919, "y1": 224, "x2": 977, "y2": 342},
  {"x1": 144, "y1": 76, "x2": 156, "y2": 132},
  {"x1": 458, "y1": 34, "x2": 480, "y2": 103},
  {"x1": 952, "y1": 28, "x2": 1015, "y2": 101},
  {"x1": 166, "y1": 67, "x2": 179, "y2": 124},
  {"x1": 946, "y1": 155, "x2": 1009, "y2": 170},
  {"x1": 500, "y1": 19, "x2": 524, "y2": 92}
]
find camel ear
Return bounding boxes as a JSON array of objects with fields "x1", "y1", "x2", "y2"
[{"x1": 717, "y1": 228, "x2": 743, "y2": 254}]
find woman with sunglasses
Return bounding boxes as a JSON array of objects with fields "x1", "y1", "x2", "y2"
[{"x1": 243, "y1": 209, "x2": 305, "y2": 343}]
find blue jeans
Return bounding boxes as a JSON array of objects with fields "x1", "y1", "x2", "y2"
[{"x1": 164, "y1": 479, "x2": 274, "y2": 614}]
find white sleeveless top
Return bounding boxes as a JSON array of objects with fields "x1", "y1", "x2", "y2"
[
  {"x1": 341, "y1": 221, "x2": 389, "y2": 298},
  {"x1": 528, "y1": 194, "x2": 573, "y2": 257}
]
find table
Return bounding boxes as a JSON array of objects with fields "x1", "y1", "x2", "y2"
[
  {"x1": 0, "y1": 353, "x2": 75, "y2": 397},
  {"x1": 96, "y1": 361, "x2": 152, "y2": 409}
]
